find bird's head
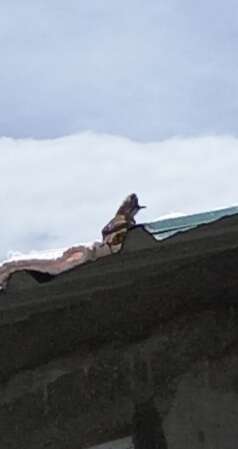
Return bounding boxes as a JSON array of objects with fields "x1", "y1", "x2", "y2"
[{"x1": 117, "y1": 193, "x2": 146, "y2": 218}]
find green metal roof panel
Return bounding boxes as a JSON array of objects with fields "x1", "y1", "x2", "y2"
[{"x1": 145, "y1": 206, "x2": 238, "y2": 240}]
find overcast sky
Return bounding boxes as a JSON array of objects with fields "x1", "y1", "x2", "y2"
[
  {"x1": 1, "y1": 0, "x2": 238, "y2": 140},
  {"x1": 1, "y1": 1, "x2": 238, "y2": 260}
]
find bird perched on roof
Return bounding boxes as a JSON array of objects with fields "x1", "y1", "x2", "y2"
[{"x1": 102, "y1": 193, "x2": 146, "y2": 251}]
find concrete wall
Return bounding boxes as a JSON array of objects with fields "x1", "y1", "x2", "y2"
[{"x1": 0, "y1": 218, "x2": 238, "y2": 448}]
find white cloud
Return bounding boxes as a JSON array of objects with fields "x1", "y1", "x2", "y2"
[{"x1": 0, "y1": 131, "x2": 238, "y2": 261}]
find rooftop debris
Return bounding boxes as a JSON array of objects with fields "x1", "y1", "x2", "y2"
[{"x1": 0, "y1": 193, "x2": 144, "y2": 290}]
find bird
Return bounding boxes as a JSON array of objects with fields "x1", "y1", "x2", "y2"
[{"x1": 102, "y1": 193, "x2": 146, "y2": 250}]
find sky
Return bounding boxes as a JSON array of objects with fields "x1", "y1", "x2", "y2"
[{"x1": 1, "y1": 0, "x2": 238, "y2": 260}]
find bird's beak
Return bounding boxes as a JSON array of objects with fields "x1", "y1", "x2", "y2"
[{"x1": 139, "y1": 205, "x2": 146, "y2": 209}]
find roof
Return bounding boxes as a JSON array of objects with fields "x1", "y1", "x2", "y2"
[
  {"x1": 1, "y1": 211, "x2": 238, "y2": 447},
  {"x1": 1, "y1": 204, "x2": 238, "y2": 290},
  {"x1": 146, "y1": 205, "x2": 238, "y2": 240}
]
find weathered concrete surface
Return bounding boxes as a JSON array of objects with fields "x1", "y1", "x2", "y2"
[
  {"x1": 0, "y1": 305, "x2": 237, "y2": 448},
  {"x1": 0, "y1": 216, "x2": 238, "y2": 448},
  {"x1": 164, "y1": 352, "x2": 238, "y2": 449}
]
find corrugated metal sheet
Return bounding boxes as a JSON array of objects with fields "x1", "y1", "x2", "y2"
[{"x1": 145, "y1": 206, "x2": 238, "y2": 240}]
